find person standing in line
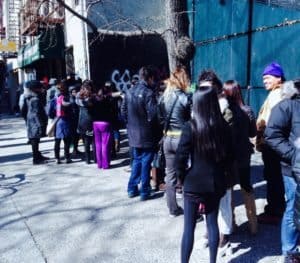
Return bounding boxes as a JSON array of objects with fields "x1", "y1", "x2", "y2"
[
  {"x1": 69, "y1": 85, "x2": 81, "y2": 156},
  {"x1": 54, "y1": 80, "x2": 73, "y2": 164},
  {"x1": 46, "y1": 78, "x2": 59, "y2": 104},
  {"x1": 265, "y1": 79, "x2": 300, "y2": 263},
  {"x1": 256, "y1": 62, "x2": 286, "y2": 224},
  {"x1": 223, "y1": 80, "x2": 257, "y2": 235},
  {"x1": 123, "y1": 76, "x2": 139, "y2": 173},
  {"x1": 103, "y1": 81, "x2": 122, "y2": 157},
  {"x1": 198, "y1": 70, "x2": 235, "y2": 253},
  {"x1": 176, "y1": 86, "x2": 233, "y2": 263},
  {"x1": 21, "y1": 80, "x2": 49, "y2": 165},
  {"x1": 151, "y1": 81, "x2": 166, "y2": 192},
  {"x1": 76, "y1": 80, "x2": 96, "y2": 164},
  {"x1": 121, "y1": 66, "x2": 159, "y2": 201},
  {"x1": 92, "y1": 86, "x2": 113, "y2": 169},
  {"x1": 158, "y1": 66, "x2": 192, "y2": 217}
]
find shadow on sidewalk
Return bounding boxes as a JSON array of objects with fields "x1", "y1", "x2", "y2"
[
  {"x1": 0, "y1": 173, "x2": 28, "y2": 200},
  {"x1": 228, "y1": 221, "x2": 281, "y2": 262},
  {"x1": 0, "y1": 152, "x2": 32, "y2": 163}
]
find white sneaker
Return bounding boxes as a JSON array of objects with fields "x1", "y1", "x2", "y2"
[{"x1": 218, "y1": 242, "x2": 232, "y2": 258}]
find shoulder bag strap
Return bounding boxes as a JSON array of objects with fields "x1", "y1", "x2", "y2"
[{"x1": 164, "y1": 93, "x2": 179, "y2": 134}]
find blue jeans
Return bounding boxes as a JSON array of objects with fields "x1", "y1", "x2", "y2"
[
  {"x1": 127, "y1": 148, "x2": 154, "y2": 198},
  {"x1": 282, "y1": 174, "x2": 300, "y2": 255}
]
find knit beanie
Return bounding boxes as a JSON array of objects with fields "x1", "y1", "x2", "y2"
[{"x1": 263, "y1": 62, "x2": 285, "y2": 78}]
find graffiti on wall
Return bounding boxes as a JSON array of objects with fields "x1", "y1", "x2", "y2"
[{"x1": 111, "y1": 69, "x2": 139, "y2": 92}]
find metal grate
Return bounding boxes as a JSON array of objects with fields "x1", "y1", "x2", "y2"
[{"x1": 256, "y1": 0, "x2": 300, "y2": 11}]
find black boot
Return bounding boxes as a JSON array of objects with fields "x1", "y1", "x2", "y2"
[
  {"x1": 38, "y1": 151, "x2": 50, "y2": 161},
  {"x1": 32, "y1": 139, "x2": 47, "y2": 165},
  {"x1": 54, "y1": 138, "x2": 61, "y2": 164},
  {"x1": 64, "y1": 138, "x2": 72, "y2": 164}
]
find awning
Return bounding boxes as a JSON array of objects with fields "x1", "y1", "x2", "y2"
[
  {"x1": 17, "y1": 25, "x2": 65, "y2": 68},
  {"x1": 17, "y1": 42, "x2": 40, "y2": 67}
]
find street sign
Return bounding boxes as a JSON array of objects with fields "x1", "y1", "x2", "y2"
[{"x1": 0, "y1": 40, "x2": 16, "y2": 52}]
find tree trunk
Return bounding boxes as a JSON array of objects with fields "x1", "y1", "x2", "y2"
[{"x1": 165, "y1": 0, "x2": 190, "y2": 73}]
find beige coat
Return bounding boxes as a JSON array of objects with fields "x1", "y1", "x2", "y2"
[{"x1": 256, "y1": 86, "x2": 283, "y2": 151}]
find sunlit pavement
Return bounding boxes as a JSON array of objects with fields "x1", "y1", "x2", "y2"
[{"x1": 0, "y1": 115, "x2": 283, "y2": 263}]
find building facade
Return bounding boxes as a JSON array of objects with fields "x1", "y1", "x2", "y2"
[
  {"x1": 64, "y1": 0, "x2": 169, "y2": 85},
  {"x1": 64, "y1": 0, "x2": 90, "y2": 79},
  {"x1": 17, "y1": 0, "x2": 65, "y2": 83}
]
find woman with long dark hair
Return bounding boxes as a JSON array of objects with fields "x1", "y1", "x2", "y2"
[
  {"x1": 223, "y1": 80, "x2": 257, "y2": 235},
  {"x1": 176, "y1": 86, "x2": 233, "y2": 263}
]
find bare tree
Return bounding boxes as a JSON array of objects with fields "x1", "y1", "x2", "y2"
[
  {"x1": 56, "y1": 0, "x2": 98, "y2": 34},
  {"x1": 33, "y1": 0, "x2": 195, "y2": 74},
  {"x1": 165, "y1": 0, "x2": 194, "y2": 72}
]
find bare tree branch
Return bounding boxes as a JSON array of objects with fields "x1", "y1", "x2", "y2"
[{"x1": 55, "y1": 0, "x2": 98, "y2": 34}]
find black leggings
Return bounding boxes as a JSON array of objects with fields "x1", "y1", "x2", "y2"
[
  {"x1": 239, "y1": 164, "x2": 253, "y2": 193},
  {"x1": 72, "y1": 133, "x2": 80, "y2": 152},
  {"x1": 54, "y1": 137, "x2": 71, "y2": 160},
  {"x1": 181, "y1": 196, "x2": 220, "y2": 263}
]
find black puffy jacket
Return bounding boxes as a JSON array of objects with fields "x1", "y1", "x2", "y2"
[
  {"x1": 121, "y1": 80, "x2": 159, "y2": 148},
  {"x1": 264, "y1": 95, "x2": 300, "y2": 168},
  {"x1": 158, "y1": 88, "x2": 192, "y2": 132},
  {"x1": 265, "y1": 94, "x2": 300, "y2": 230}
]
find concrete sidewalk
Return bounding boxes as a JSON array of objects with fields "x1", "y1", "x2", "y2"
[{"x1": 0, "y1": 116, "x2": 283, "y2": 263}]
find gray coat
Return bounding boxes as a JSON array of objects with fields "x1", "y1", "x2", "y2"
[{"x1": 21, "y1": 90, "x2": 48, "y2": 139}]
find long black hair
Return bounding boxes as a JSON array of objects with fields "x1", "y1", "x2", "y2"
[{"x1": 191, "y1": 86, "x2": 228, "y2": 162}]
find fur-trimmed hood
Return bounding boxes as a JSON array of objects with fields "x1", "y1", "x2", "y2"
[{"x1": 281, "y1": 80, "x2": 300, "y2": 99}]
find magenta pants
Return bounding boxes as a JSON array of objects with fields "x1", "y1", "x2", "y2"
[{"x1": 93, "y1": 121, "x2": 111, "y2": 169}]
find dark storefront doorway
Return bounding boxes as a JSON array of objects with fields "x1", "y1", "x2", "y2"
[{"x1": 88, "y1": 34, "x2": 169, "y2": 88}]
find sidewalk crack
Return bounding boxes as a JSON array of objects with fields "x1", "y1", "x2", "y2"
[{"x1": 10, "y1": 197, "x2": 48, "y2": 263}]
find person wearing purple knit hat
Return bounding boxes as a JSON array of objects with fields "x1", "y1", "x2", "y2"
[
  {"x1": 263, "y1": 62, "x2": 285, "y2": 79},
  {"x1": 256, "y1": 62, "x2": 286, "y2": 225}
]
